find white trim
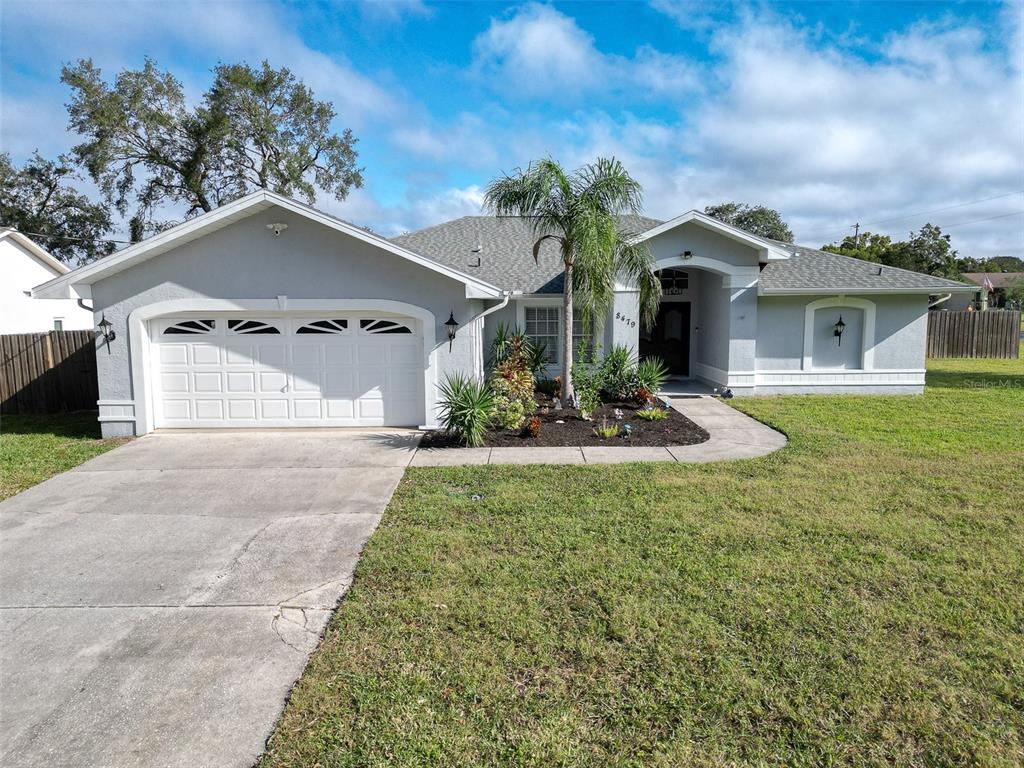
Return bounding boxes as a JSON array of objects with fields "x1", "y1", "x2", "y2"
[
  {"x1": 97, "y1": 399, "x2": 136, "y2": 423},
  {"x1": 128, "y1": 298, "x2": 438, "y2": 435},
  {"x1": 634, "y1": 210, "x2": 792, "y2": 261},
  {"x1": 802, "y1": 296, "x2": 876, "y2": 371},
  {"x1": 756, "y1": 370, "x2": 925, "y2": 387},
  {"x1": 32, "y1": 190, "x2": 502, "y2": 300},
  {"x1": 654, "y1": 255, "x2": 760, "y2": 289},
  {"x1": 0, "y1": 229, "x2": 69, "y2": 277}
]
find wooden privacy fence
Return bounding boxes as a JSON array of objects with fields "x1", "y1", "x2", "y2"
[
  {"x1": 927, "y1": 310, "x2": 1021, "y2": 359},
  {"x1": 1, "y1": 331, "x2": 99, "y2": 415}
]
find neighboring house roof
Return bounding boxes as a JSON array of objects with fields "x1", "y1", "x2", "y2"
[
  {"x1": 33, "y1": 190, "x2": 503, "y2": 300},
  {"x1": 961, "y1": 272, "x2": 1024, "y2": 289},
  {"x1": 392, "y1": 215, "x2": 975, "y2": 296},
  {"x1": 391, "y1": 215, "x2": 662, "y2": 294},
  {"x1": 0, "y1": 228, "x2": 70, "y2": 276},
  {"x1": 758, "y1": 243, "x2": 976, "y2": 295}
]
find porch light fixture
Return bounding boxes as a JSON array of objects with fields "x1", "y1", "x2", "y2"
[
  {"x1": 444, "y1": 311, "x2": 459, "y2": 352},
  {"x1": 98, "y1": 314, "x2": 115, "y2": 350},
  {"x1": 266, "y1": 222, "x2": 288, "y2": 237},
  {"x1": 833, "y1": 315, "x2": 846, "y2": 346},
  {"x1": 681, "y1": 250, "x2": 693, "y2": 259}
]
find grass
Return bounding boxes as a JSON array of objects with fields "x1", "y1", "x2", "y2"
[
  {"x1": 263, "y1": 352, "x2": 1024, "y2": 768},
  {"x1": 0, "y1": 412, "x2": 128, "y2": 500}
]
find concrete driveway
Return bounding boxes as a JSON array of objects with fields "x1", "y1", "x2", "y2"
[{"x1": 0, "y1": 430, "x2": 419, "y2": 768}]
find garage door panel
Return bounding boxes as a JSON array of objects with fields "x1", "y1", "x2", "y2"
[
  {"x1": 291, "y1": 368, "x2": 322, "y2": 393},
  {"x1": 227, "y1": 400, "x2": 257, "y2": 420},
  {"x1": 260, "y1": 400, "x2": 289, "y2": 419},
  {"x1": 195, "y1": 400, "x2": 224, "y2": 420},
  {"x1": 161, "y1": 372, "x2": 190, "y2": 393},
  {"x1": 389, "y1": 344, "x2": 419, "y2": 365},
  {"x1": 258, "y1": 345, "x2": 288, "y2": 367},
  {"x1": 258, "y1": 371, "x2": 288, "y2": 392},
  {"x1": 153, "y1": 314, "x2": 423, "y2": 428},
  {"x1": 324, "y1": 345, "x2": 353, "y2": 365},
  {"x1": 293, "y1": 400, "x2": 322, "y2": 419},
  {"x1": 191, "y1": 345, "x2": 221, "y2": 365},
  {"x1": 326, "y1": 399, "x2": 354, "y2": 419},
  {"x1": 161, "y1": 400, "x2": 191, "y2": 420}
]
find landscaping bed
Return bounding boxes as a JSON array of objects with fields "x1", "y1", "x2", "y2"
[{"x1": 421, "y1": 396, "x2": 708, "y2": 448}]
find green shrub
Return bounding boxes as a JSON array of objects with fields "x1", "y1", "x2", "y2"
[
  {"x1": 593, "y1": 417, "x2": 620, "y2": 439},
  {"x1": 570, "y1": 357, "x2": 602, "y2": 419},
  {"x1": 599, "y1": 344, "x2": 640, "y2": 401},
  {"x1": 635, "y1": 406, "x2": 670, "y2": 421},
  {"x1": 636, "y1": 357, "x2": 670, "y2": 395},
  {"x1": 437, "y1": 373, "x2": 495, "y2": 447},
  {"x1": 490, "y1": 358, "x2": 537, "y2": 431},
  {"x1": 489, "y1": 323, "x2": 548, "y2": 378}
]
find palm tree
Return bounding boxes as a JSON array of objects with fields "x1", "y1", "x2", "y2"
[{"x1": 483, "y1": 157, "x2": 660, "y2": 403}]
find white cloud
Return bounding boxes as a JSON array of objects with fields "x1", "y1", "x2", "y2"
[{"x1": 471, "y1": 3, "x2": 699, "y2": 100}]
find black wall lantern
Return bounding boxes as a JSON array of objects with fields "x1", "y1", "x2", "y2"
[
  {"x1": 833, "y1": 315, "x2": 846, "y2": 346},
  {"x1": 98, "y1": 314, "x2": 116, "y2": 350},
  {"x1": 444, "y1": 311, "x2": 459, "y2": 352}
]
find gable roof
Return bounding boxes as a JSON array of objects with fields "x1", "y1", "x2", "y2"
[
  {"x1": 33, "y1": 190, "x2": 502, "y2": 300},
  {"x1": 759, "y1": 242, "x2": 977, "y2": 294},
  {"x1": 0, "y1": 228, "x2": 69, "y2": 276},
  {"x1": 391, "y1": 214, "x2": 661, "y2": 294},
  {"x1": 634, "y1": 210, "x2": 794, "y2": 261},
  {"x1": 961, "y1": 272, "x2": 1024, "y2": 289}
]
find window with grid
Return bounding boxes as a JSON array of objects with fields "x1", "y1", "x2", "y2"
[
  {"x1": 524, "y1": 306, "x2": 560, "y2": 363},
  {"x1": 571, "y1": 316, "x2": 593, "y2": 360}
]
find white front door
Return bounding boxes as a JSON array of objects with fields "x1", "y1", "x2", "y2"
[{"x1": 152, "y1": 314, "x2": 423, "y2": 428}]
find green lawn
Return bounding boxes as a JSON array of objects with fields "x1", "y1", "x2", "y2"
[
  {"x1": 263, "y1": 354, "x2": 1024, "y2": 768},
  {"x1": 0, "y1": 412, "x2": 128, "y2": 500}
]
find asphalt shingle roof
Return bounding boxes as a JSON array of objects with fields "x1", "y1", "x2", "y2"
[
  {"x1": 391, "y1": 215, "x2": 661, "y2": 294},
  {"x1": 391, "y1": 216, "x2": 974, "y2": 295}
]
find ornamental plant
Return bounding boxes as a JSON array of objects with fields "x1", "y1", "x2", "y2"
[
  {"x1": 490, "y1": 354, "x2": 537, "y2": 432},
  {"x1": 437, "y1": 373, "x2": 495, "y2": 447}
]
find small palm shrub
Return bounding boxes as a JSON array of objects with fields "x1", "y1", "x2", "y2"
[
  {"x1": 437, "y1": 373, "x2": 495, "y2": 447},
  {"x1": 599, "y1": 344, "x2": 640, "y2": 400},
  {"x1": 489, "y1": 323, "x2": 548, "y2": 378},
  {"x1": 636, "y1": 357, "x2": 670, "y2": 396},
  {"x1": 593, "y1": 416, "x2": 620, "y2": 439},
  {"x1": 635, "y1": 406, "x2": 670, "y2": 422}
]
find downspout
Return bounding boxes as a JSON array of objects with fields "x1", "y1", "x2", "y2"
[
  {"x1": 471, "y1": 290, "x2": 519, "y2": 379},
  {"x1": 928, "y1": 293, "x2": 952, "y2": 309}
]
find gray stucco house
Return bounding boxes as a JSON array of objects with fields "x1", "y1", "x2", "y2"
[{"x1": 34, "y1": 190, "x2": 973, "y2": 438}]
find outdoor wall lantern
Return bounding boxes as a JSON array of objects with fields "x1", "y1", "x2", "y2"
[
  {"x1": 444, "y1": 311, "x2": 459, "y2": 352},
  {"x1": 97, "y1": 314, "x2": 116, "y2": 353},
  {"x1": 833, "y1": 315, "x2": 847, "y2": 346}
]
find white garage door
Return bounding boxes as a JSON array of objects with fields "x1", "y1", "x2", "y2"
[{"x1": 152, "y1": 314, "x2": 423, "y2": 428}]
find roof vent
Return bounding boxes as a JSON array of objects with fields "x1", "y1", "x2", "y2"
[
  {"x1": 877, "y1": 267, "x2": 883, "y2": 275},
  {"x1": 469, "y1": 244, "x2": 482, "y2": 267}
]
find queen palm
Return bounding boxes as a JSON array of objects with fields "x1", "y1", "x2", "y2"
[{"x1": 483, "y1": 157, "x2": 661, "y2": 403}]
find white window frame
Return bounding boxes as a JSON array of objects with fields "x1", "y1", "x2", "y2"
[
  {"x1": 53, "y1": 318, "x2": 64, "y2": 331},
  {"x1": 518, "y1": 299, "x2": 593, "y2": 366}
]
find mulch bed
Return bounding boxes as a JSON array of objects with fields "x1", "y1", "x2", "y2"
[{"x1": 420, "y1": 397, "x2": 710, "y2": 449}]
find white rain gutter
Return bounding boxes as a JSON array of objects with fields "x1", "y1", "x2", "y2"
[
  {"x1": 477, "y1": 290, "x2": 519, "y2": 321},
  {"x1": 928, "y1": 293, "x2": 953, "y2": 308}
]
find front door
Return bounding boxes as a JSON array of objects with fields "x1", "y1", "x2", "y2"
[{"x1": 640, "y1": 303, "x2": 690, "y2": 376}]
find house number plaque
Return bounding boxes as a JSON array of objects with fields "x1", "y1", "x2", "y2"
[{"x1": 615, "y1": 312, "x2": 637, "y2": 328}]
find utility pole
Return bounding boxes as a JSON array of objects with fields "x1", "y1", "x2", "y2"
[{"x1": 852, "y1": 222, "x2": 860, "y2": 248}]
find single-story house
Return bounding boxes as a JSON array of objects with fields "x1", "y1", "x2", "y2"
[
  {"x1": 1, "y1": 228, "x2": 94, "y2": 333},
  {"x1": 944, "y1": 272, "x2": 1024, "y2": 310},
  {"x1": 33, "y1": 190, "x2": 974, "y2": 438}
]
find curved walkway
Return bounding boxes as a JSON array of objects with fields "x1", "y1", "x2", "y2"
[{"x1": 410, "y1": 396, "x2": 787, "y2": 466}]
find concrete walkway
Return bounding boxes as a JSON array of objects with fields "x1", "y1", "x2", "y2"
[
  {"x1": 411, "y1": 397, "x2": 787, "y2": 466},
  {"x1": 0, "y1": 430, "x2": 419, "y2": 768}
]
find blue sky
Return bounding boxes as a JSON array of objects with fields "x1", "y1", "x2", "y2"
[{"x1": 2, "y1": 0, "x2": 1022, "y2": 257}]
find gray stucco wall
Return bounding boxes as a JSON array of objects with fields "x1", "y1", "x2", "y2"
[
  {"x1": 755, "y1": 294, "x2": 930, "y2": 371},
  {"x1": 90, "y1": 209, "x2": 483, "y2": 434},
  {"x1": 645, "y1": 221, "x2": 762, "y2": 268},
  {"x1": 695, "y1": 272, "x2": 730, "y2": 371}
]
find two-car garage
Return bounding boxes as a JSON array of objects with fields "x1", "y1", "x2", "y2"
[{"x1": 152, "y1": 312, "x2": 424, "y2": 428}]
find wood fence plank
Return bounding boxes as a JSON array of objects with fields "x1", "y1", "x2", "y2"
[
  {"x1": 1, "y1": 330, "x2": 98, "y2": 414},
  {"x1": 927, "y1": 310, "x2": 1020, "y2": 359}
]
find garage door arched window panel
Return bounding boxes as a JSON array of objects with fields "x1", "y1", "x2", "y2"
[
  {"x1": 162, "y1": 319, "x2": 216, "y2": 335},
  {"x1": 359, "y1": 318, "x2": 413, "y2": 335},
  {"x1": 296, "y1": 319, "x2": 349, "y2": 335},
  {"x1": 227, "y1": 319, "x2": 281, "y2": 335},
  {"x1": 802, "y1": 296, "x2": 876, "y2": 371}
]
